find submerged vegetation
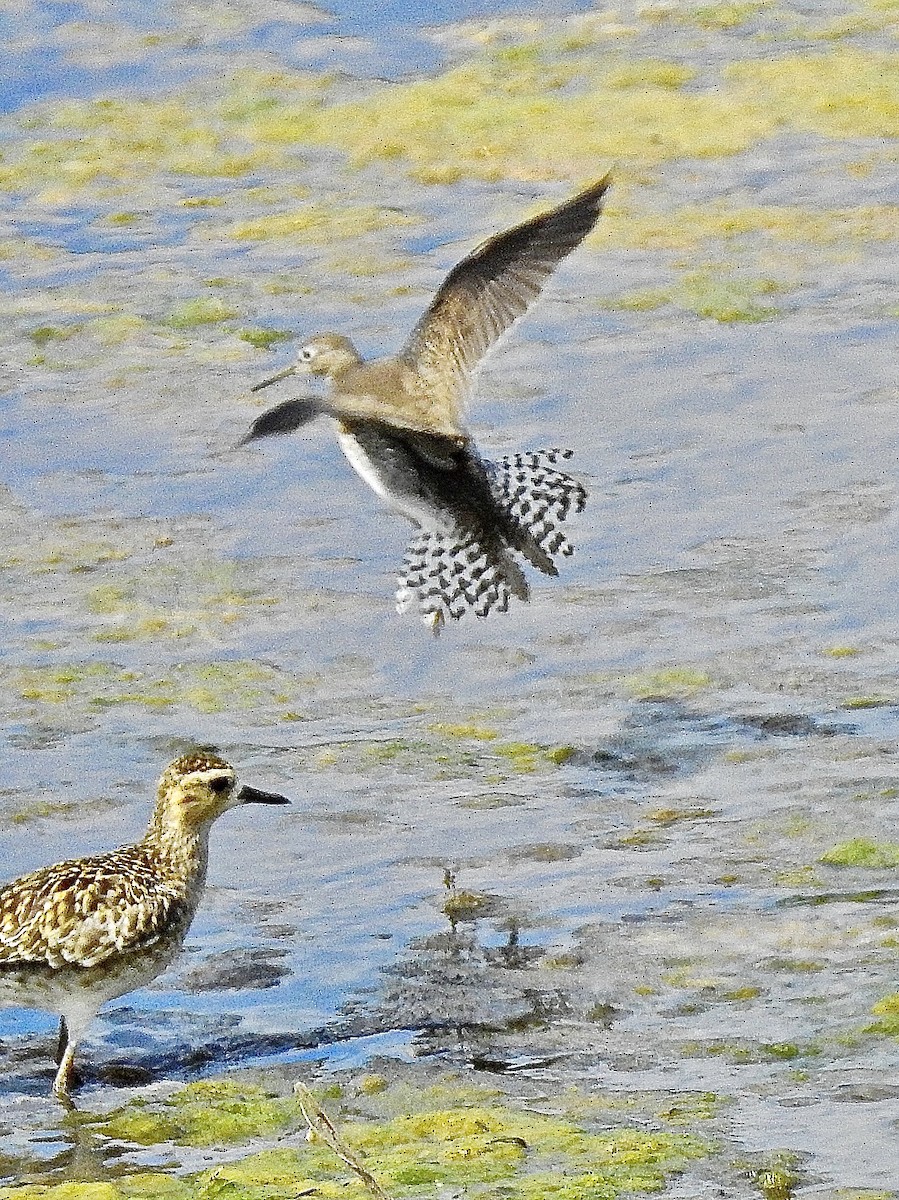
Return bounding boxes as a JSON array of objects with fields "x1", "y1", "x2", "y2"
[
  {"x1": 0, "y1": 1071, "x2": 714, "y2": 1199},
  {"x1": 0, "y1": 1, "x2": 897, "y2": 350}
]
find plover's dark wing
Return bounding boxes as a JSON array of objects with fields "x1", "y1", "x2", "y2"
[
  {"x1": 0, "y1": 851, "x2": 189, "y2": 970},
  {"x1": 400, "y1": 174, "x2": 611, "y2": 427}
]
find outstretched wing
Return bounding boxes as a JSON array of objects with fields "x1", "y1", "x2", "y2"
[
  {"x1": 0, "y1": 850, "x2": 192, "y2": 970},
  {"x1": 400, "y1": 174, "x2": 611, "y2": 428},
  {"x1": 239, "y1": 397, "x2": 323, "y2": 445}
]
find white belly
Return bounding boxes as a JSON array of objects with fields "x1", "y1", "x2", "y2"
[
  {"x1": 336, "y1": 428, "x2": 456, "y2": 534},
  {"x1": 337, "y1": 428, "x2": 392, "y2": 501}
]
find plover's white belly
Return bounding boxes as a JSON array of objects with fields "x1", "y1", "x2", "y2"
[{"x1": 336, "y1": 428, "x2": 457, "y2": 535}]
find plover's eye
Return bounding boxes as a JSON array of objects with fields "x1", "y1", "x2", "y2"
[
  {"x1": 209, "y1": 775, "x2": 231, "y2": 794},
  {"x1": 299, "y1": 346, "x2": 315, "y2": 361}
]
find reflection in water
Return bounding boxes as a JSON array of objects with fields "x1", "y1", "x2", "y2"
[
  {"x1": 0, "y1": 1103, "x2": 122, "y2": 1186},
  {"x1": 577, "y1": 698, "x2": 854, "y2": 784},
  {"x1": 358, "y1": 872, "x2": 573, "y2": 1066}
]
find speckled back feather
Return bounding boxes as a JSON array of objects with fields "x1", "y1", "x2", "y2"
[{"x1": 0, "y1": 848, "x2": 196, "y2": 970}]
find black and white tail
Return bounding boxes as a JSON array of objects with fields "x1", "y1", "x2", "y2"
[{"x1": 396, "y1": 449, "x2": 587, "y2": 632}]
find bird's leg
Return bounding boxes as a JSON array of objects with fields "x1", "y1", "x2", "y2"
[
  {"x1": 55, "y1": 1016, "x2": 68, "y2": 1065},
  {"x1": 52, "y1": 1020, "x2": 78, "y2": 1105}
]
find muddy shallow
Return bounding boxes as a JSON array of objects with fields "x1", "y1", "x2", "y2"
[{"x1": 1, "y1": 0, "x2": 899, "y2": 1195}]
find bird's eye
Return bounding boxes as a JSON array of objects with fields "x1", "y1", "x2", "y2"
[
  {"x1": 209, "y1": 775, "x2": 232, "y2": 794},
  {"x1": 300, "y1": 346, "x2": 315, "y2": 361}
]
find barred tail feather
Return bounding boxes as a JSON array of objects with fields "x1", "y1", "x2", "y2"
[
  {"x1": 490, "y1": 449, "x2": 587, "y2": 563},
  {"x1": 396, "y1": 448, "x2": 587, "y2": 630},
  {"x1": 397, "y1": 530, "x2": 527, "y2": 632}
]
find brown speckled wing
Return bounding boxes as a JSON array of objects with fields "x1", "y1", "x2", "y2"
[
  {"x1": 400, "y1": 174, "x2": 611, "y2": 427},
  {"x1": 0, "y1": 849, "x2": 191, "y2": 970}
]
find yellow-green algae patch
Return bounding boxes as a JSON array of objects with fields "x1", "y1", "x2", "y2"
[
  {"x1": 9, "y1": 659, "x2": 287, "y2": 716},
  {"x1": 247, "y1": 58, "x2": 773, "y2": 182},
  {"x1": 726, "y1": 48, "x2": 899, "y2": 140},
  {"x1": 229, "y1": 203, "x2": 418, "y2": 242},
  {"x1": 603, "y1": 268, "x2": 785, "y2": 323},
  {"x1": 688, "y1": 2, "x2": 773, "y2": 31},
  {"x1": 76, "y1": 1074, "x2": 712, "y2": 1200},
  {"x1": 0, "y1": 96, "x2": 284, "y2": 196},
  {"x1": 602, "y1": 203, "x2": 899, "y2": 255},
  {"x1": 164, "y1": 297, "x2": 239, "y2": 329},
  {"x1": 236, "y1": 41, "x2": 899, "y2": 184},
  {"x1": 820, "y1": 837, "x2": 899, "y2": 868},
  {"x1": 605, "y1": 59, "x2": 698, "y2": 89},
  {"x1": 302, "y1": 726, "x2": 577, "y2": 783},
  {"x1": 237, "y1": 327, "x2": 294, "y2": 350},
  {"x1": 92, "y1": 1079, "x2": 302, "y2": 1148},
  {"x1": 864, "y1": 992, "x2": 899, "y2": 1037},
  {"x1": 623, "y1": 667, "x2": 714, "y2": 700}
]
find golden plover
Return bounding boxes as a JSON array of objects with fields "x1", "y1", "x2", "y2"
[
  {"x1": 243, "y1": 175, "x2": 610, "y2": 632},
  {"x1": 0, "y1": 751, "x2": 289, "y2": 1101}
]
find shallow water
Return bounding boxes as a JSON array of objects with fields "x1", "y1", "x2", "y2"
[{"x1": 1, "y1": 0, "x2": 899, "y2": 1194}]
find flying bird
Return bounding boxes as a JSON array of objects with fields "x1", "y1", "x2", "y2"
[{"x1": 243, "y1": 175, "x2": 610, "y2": 632}]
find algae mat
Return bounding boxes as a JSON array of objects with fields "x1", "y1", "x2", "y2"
[{"x1": 1, "y1": 0, "x2": 899, "y2": 1195}]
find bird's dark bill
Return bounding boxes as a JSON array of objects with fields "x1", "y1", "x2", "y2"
[
  {"x1": 238, "y1": 784, "x2": 290, "y2": 805},
  {"x1": 251, "y1": 366, "x2": 296, "y2": 393}
]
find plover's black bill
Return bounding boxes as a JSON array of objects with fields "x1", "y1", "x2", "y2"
[{"x1": 238, "y1": 784, "x2": 290, "y2": 805}]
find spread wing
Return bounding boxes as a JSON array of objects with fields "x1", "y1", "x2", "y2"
[
  {"x1": 400, "y1": 174, "x2": 611, "y2": 428},
  {"x1": 0, "y1": 849, "x2": 192, "y2": 970}
]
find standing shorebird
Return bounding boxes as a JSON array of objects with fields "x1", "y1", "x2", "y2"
[
  {"x1": 242, "y1": 175, "x2": 610, "y2": 632},
  {"x1": 0, "y1": 752, "x2": 289, "y2": 1101}
]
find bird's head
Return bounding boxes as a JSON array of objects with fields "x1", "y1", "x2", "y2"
[
  {"x1": 155, "y1": 751, "x2": 290, "y2": 833},
  {"x1": 252, "y1": 333, "x2": 361, "y2": 391}
]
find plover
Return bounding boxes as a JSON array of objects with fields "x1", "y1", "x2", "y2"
[
  {"x1": 242, "y1": 175, "x2": 610, "y2": 632},
  {"x1": 0, "y1": 751, "x2": 289, "y2": 1101}
]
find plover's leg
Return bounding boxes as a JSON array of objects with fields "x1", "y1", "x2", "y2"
[
  {"x1": 52, "y1": 1013, "x2": 86, "y2": 1104},
  {"x1": 52, "y1": 1038, "x2": 77, "y2": 1104},
  {"x1": 55, "y1": 1016, "x2": 68, "y2": 1066}
]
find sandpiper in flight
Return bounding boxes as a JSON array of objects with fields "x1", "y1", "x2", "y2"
[
  {"x1": 242, "y1": 175, "x2": 610, "y2": 632},
  {"x1": 0, "y1": 752, "x2": 289, "y2": 1101}
]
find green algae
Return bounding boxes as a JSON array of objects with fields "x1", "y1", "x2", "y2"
[
  {"x1": 8, "y1": 659, "x2": 287, "y2": 716},
  {"x1": 690, "y1": 2, "x2": 772, "y2": 30},
  {"x1": 603, "y1": 203, "x2": 899, "y2": 256},
  {"x1": 89, "y1": 314, "x2": 150, "y2": 346},
  {"x1": 676, "y1": 270, "x2": 780, "y2": 322},
  {"x1": 819, "y1": 837, "x2": 899, "y2": 868},
  {"x1": 237, "y1": 327, "x2": 294, "y2": 350},
  {"x1": 841, "y1": 695, "x2": 896, "y2": 710},
  {"x1": 10, "y1": 32, "x2": 894, "y2": 205},
  {"x1": 246, "y1": 60, "x2": 770, "y2": 182},
  {"x1": 605, "y1": 60, "x2": 697, "y2": 90},
  {"x1": 27, "y1": 324, "x2": 78, "y2": 346},
  {"x1": 304, "y1": 728, "x2": 575, "y2": 783},
  {"x1": 426, "y1": 721, "x2": 500, "y2": 740},
  {"x1": 229, "y1": 203, "x2": 417, "y2": 243},
  {"x1": 623, "y1": 667, "x2": 714, "y2": 700},
  {"x1": 864, "y1": 992, "x2": 899, "y2": 1036},
  {"x1": 742, "y1": 1149, "x2": 803, "y2": 1200},
  {"x1": 8, "y1": 796, "x2": 82, "y2": 825},
  {"x1": 0, "y1": 96, "x2": 282, "y2": 197},
  {"x1": 726, "y1": 48, "x2": 899, "y2": 140},
  {"x1": 164, "y1": 297, "x2": 239, "y2": 329},
  {"x1": 94, "y1": 1079, "x2": 302, "y2": 1148},
  {"x1": 0, "y1": 21, "x2": 896, "y2": 301},
  {"x1": 55, "y1": 1073, "x2": 712, "y2": 1200},
  {"x1": 683, "y1": 1039, "x2": 813, "y2": 1064}
]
